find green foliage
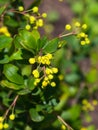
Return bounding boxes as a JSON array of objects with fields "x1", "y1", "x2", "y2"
[{"x1": 0, "y1": 0, "x2": 98, "y2": 130}]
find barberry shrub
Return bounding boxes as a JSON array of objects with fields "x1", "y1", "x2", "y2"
[{"x1": 0, "y1": 0, "x2": 92, "y2": 130}]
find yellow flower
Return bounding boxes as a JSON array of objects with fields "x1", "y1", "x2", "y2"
[
  {"x1": 75, "y1": 21, "x2": 81, "y2": 27},
  {"x1": 18, "y1": 6, "x2": 24, "y2": 12},
  {"x1": 45, "y1": 68, "x2": 52, "y2": 75},
  {"x1": 29, "y1": 58, "x2": 36, "y2": 64},
  {"x1": 25, "y1": 24, "x2": 31, "y2": 30},
  {"x1": 3, "y1": 123, "x2": 9, "y2": 129},
  {"x1": 0, "y1": 123, "x2": 3, "y2": 129},
  {"x1": 46, "y1": 53, "x2": 52, "y2": 59},
  {"x1": 29, "y1": 16, "x2": 36, "y2": 24},
  {"x1": 42, "y1": 81, "x2": 48, "y2": 87},
  {"x1": 48, "y1": 74, "x2": 53, "y2": 80},
  {"x1": 32, "y1": 69, "x2": 40, "y2": 78},
  {"x1": 9, "y1": 114, "x2": 15, "y2": 120},
  {"x1": 0, "y1": 26, "x2": 11, "y2": 37},
  {"x1": 80, "y1": 41, "x2": 86, "y2": 45},
  {"x1": 52, "y1": 68, "x2": 58, "y2": 73},
  {"x1": 32, "y1": 6, "x2": 39, "y2": 13},
  {"x1": 36, "y1": 19, "x2": 44, "y2": 27},
  {"x1": 61, "y1": 124, "x2": 66, "y2": 130},
  {"x1": 65, "y1": 24, "x2": 71, "y2": 30},
  {"x1": 79, "y1": 32, "x2": 86, "y2": 37},
  {"x1": 42, "y1": 13, "x2": 47, "y2": 18},
  {"x1": 82, "y1": 24, "x2": 87, "y2": 29},
  {"x1": 50, "y1": 82, "x2": 56, "y2": 87}
]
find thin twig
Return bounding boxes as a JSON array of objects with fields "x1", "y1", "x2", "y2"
[
  {"x1": 57, "y1": 115, "x2": 74, "y2": 130},
  {"x1": 3, "y1": 95, "x2": 19, "y2": 120},
  {"x1": 58, "y1": 31, "x2": 77, "y2": 38}
]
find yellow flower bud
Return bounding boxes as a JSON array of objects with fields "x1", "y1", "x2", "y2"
[
  {"x1": 48, "y1": 74, "x2": 53, "y2": 80},
  {"x1": 25, "y1": 24, "x2": 31, "y2": 30},
  {"x1": 42, "y1": 81, "x2": 48, "y2": 87},
  {"x1": 18, "y1": 6, "x2": 24, "y2": 12},
  {"x1": 75, "y1": 21, "x2": 81, "y2": 27},
  {"x1": 42, "y1": 13, "x2": 47, "y2": 18},
  {"x1": 50, "y1": 82, "x2": 56, "y2": 87},
  {"x1": 80, "y1": 41, "x2": 86, "y2": 45},
  {"x1": 29, "y1": 58, "x2": 36, "y2": 64},
  {"x1": 32, "y1": 6, "x2": 39, "y2": 13},
  {"x1": 32, "y1": 69, "x2": 40, "y2": 78},
  {"x1": 3, "y1": 123, "x2": 9, "y2": 129},
  {"x1": 65, "y1": 24, "x2": 71, "y2": 30},
  {"x1": 52, "y1": 68, "x2": 58, "y2": 73},
  {"x1": 29, "y1": 16, "x2": 36, "y2": 24},
  {"x1": 82, "y1": 24, "x2": 87, "y2": 29},
  {"x1": 9, "y1": 114, "x2": 15, "y2": 120}
]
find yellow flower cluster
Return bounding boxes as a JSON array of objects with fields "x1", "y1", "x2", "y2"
[
  {"x1": 0, "y1": 114, "x2": 15, "y2": 129},
  {"x1": 65, "y1": 21, "x2": 90, "y2": 46},
  {"x1": 29, "y1": 53, "x2": 58, "y2": 88},
  {"x1": 29, "y1": 53, "x2": 53, "y2": 65},
  {"x1": 82, "y1": 99, "x2": 98, "y2": 111},
  {"x1": 0, "y1": 26, "x2": 11, "y2": 37},
  {"x1": 17, "y1": 6, "x2": 47, "y2": 30}
]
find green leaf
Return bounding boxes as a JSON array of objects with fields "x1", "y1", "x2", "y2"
[
  {"x1": 21, "y1": 65, "x2": 32, "y2": 76},
  {"x1": 4, "y1": 16, "x2": 19, "y2": 27},
  {"x1": 0, "y1": 55, "x2": 10, "y2": 64},
  {"x1": 37, "y1": 36, "x2": 48, "y2": 50},
  {"x1": 27, "y1": 77, "x2": 36, "y2": 90},
  {"x1": 3, "y1": 64, "x2": 24, "y2": 85},
  {"x1": 18, "y1": 88, "x2": 31, "y2": 95},
  {"x1": 1, "y1": 80, "x2": 25, "y2": 90},
  {"x1": 10, "y1": 49, "x2": 23, "y2": 61},
  {"x1": 86, "y1": 69, "x2": 97, "y2": 83},
  {"x1": 32, "y1": 30, "x2": 40, "y2": 42},
  {"x1": 29, "y1": 108, "x2": 44, "y2": 122},
  {"x1": 17, "y1": 29, "x2": 37, "y2": 53},
  {"x1": 0, "y1": 6, "x2": 6, "y2": 15},
  {"x1": 43, "y1": 38, "x2": 59, "y2": 53},
  {"x1": 0, "y1": 35, "x2": 12, "y2": 50},
  {"x1": 61, "y1": 105, "x2": 81, "y2": 121}
]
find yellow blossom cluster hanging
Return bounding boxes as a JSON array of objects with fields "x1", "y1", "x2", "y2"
[
  {"x1": 17, "y1": 6, "x2": 47, "y2": 30},
  {"x1": 0, "y1": 113, "x2": 15, "y2": 130},
  {"x1": 64, "y1": 21, "x2": 90, "y2": 46},
  {"x1": 29, "y1": 53, "x2": 58, "y2": 88}
]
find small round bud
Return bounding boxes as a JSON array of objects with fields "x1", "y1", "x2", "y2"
[
  {"x1": 29, "y1": 58, "x2": 35, "y2": 64},
  {"x1": 3, "y1": 123, "x2": 9, "y2": 129},
  {"x1": 32, "y1": 69, "x2": 39, "y2": 78},
  {"x1": 50, "y1": 82, "x2": 56, "y2": 87},
  {"x1": 32, "y1": 6, "x2": 39, "y2": 13},
  {"x1": 80, "y1": 41, "x2": 86, "y2": 45},
  {"x1": 75, "y1": 21, "x2": 81, "y2": 27},
  {"x1": 65, "y1": 24, "x2": 71, "y2": 30},
  {"x1": 18, "y1": 6, "x2": 24, "y2": 12},
  {"x1": 9, "y1": 114, "x2": 15, "y2": 120},
  {"x1": 25, "y1": 24, "x2": 31, "y2": 30},
  {"x1": 82, "y1": 24, "x2": 87, "y2": 29},
  {"x1": 42, "y1": 13, "x2": 47, "y2": 18}
]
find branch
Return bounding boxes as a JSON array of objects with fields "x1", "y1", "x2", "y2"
[
  {"x1": 57, "y1": 115, "x2": 74, "y2": 130},
  {"x1": 3, "y1": 95, "x2": 19, "y2": 120}
]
